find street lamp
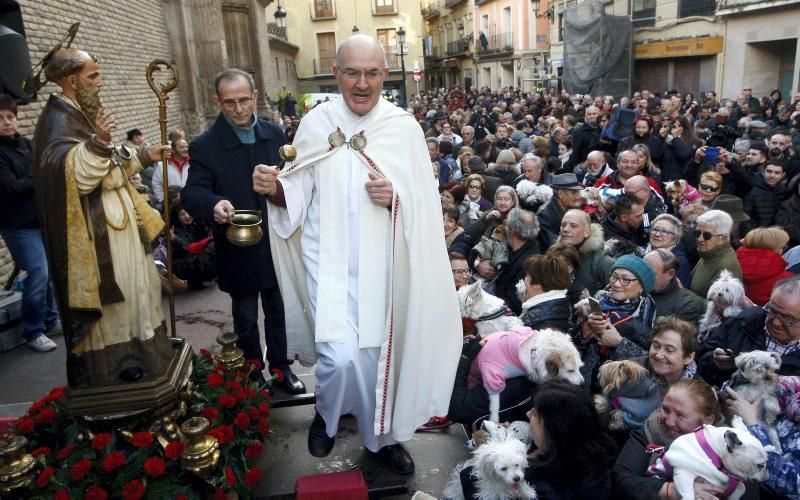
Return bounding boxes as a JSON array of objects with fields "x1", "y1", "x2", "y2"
[
  {"x1": 397, "y1": 26, "x2": 407, "y2": 106},
  {"x1": 530, "y1": 0, "x2": 552, "y2": 19},
  {"x1": 352, "y1": 25, "x2": 359, "y2": 35},
  {"x1": 274, "y1": 2, "x2": 287, "y2": 28}
]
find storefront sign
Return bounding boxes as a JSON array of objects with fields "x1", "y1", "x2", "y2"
[{"x1": 634, "y1": 36, "x2": 724, "y2": 60}]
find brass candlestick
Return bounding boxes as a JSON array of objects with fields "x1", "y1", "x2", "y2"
[
  {"x1": 180, "y1": 417, "x2": 220, "y2": 477},
  {"x1": 215, "y1": 332, "x2": 244, "y2": 370},
  {"x1": 0, "y1": 436, "x2": 36, "y2": 495}
]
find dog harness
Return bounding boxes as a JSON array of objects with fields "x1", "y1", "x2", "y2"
[
  {"x1": 475, "y1": 305, "x2": 515, "y2": 323},
  {"x1": 654, "y1": 427, "x2": 742, "y2": 498}
]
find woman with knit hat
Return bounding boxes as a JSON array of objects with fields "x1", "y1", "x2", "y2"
[{"x1": 575, "y1": 254, "x2": 658, "y2": 390}]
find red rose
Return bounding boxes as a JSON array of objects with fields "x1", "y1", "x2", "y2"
[
  {"x1": 244, "y1": 466, "x2": 262, "y2": 487},
  {"x1": 70, "y1": 458, "x2": 92, "y2": 481},
  {"x1": 57, "y1": 444, "x2": 76, "y2": 460},
  {"x1": 200, "y1": 347, "x2": 213, "y2": 359},
  {"x1": 36, "y1": 466, "x2": 55, "y2": 488},
  {"x1": 131, "y1": 431, "x2": 154, "y2": 448},
  {"x1": 269, "y1": 368, "x2": 285, "y2": 383},
  {"x1": 16, "y1": 416, "x2": 35, "y2": 434},
  {"x1": 258, "y1": 402, "x2": 270, "y2": 417},
  {"x1": 28, "y1": 399, "x2": 45, "y2": 415},
  {"x1": 218, "y1": 393, "x2": 237, "y2": 408},
  {"x1": 225, "y1": 466, "x2": 237, "y2": 486},
  {"x1": 122, "y1": 479, "x2": 146, "y2": 500},
  {"x1": 85, "y1": 485, "x2": 108, "y2": 500},
  {"x1": 226, "y1": 380, "x2": 242, "y2": 392},
  {"x1": 201, "y1": 407, "x2": 220, "y2": 423},
  {"x1": 165, "y1": 440, "x2": 184, "y2": 460},
  {"x1": 91, "y1": 432, "x2": 112, "y2": 450},
  {"x1": 258, "y1": 418, "x2": 270, "y2": 436},
  {"x1": 248, "y1": 359, "x2": 262, "y2": 370},
  {"x1": 235, "y1": 390, "x2": 248, "y2": 401},
  {"x1": 245, "y1": 441, "x2": 264, "y2": 459},
  {"x1": 45, "y1": 386, "x2": 66, "y2": 402},
  {"x1": 53, "y1": 490, "x2": 70, "y2": 500},
  {"x1": 233, "y1": 411, "x2": 250, "y2": 430},
  {"x1": 247, "y1": 407, "x2": 260, "y2": 419},
  {"x1": 31, "y1": 446, "x2": 51, "y2": 457},
  {"x1": 144, "y1": 456, "x2": 166, "y2": 477},
  {"x1": 212, "y1": 488, "x2": 227, "y2": 500},
  {"x1": 244, "y1": 387, "x2": 257, "y2": 398},
  {"x1": 176, "y1": 494, "x2": 189, "y2": 500},
  {"x1": 208, "y1": 425, "x2": 234, "y2": 445},
  {"x1": 35, "y1": 407, "x2": 57, "y2": 424},
  {"x1": 102, "y1": 451, "x2": 126, "y2": 472},
  {"x1": 207, "y1": 372, "x2": 224, "y2": 387}
]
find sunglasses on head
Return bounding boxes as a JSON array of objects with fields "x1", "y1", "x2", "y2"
[
  {"x1": 699, "y1": 183, "x2": 720, "y2": 192},
  {"x1": 694, "y1": 229, "x2": 724, "y2": 240}
]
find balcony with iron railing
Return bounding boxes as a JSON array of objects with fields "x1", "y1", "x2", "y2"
[
  {"x1": 425, "y1": 46, "x2": 441, "y2": 59},
  {"x1": 717, "y1": 0, "x2": 800, "y2": 13},
  {"x1": 267, "y1": 22, "x2": 288, "y2": 41},
  {"x1": 679, "y1": 0, "x2": 716, "y2": 17},
  {"x1": 445, "y1": 0, "x2": 466, "y2": 7},
  {"x1": 421, "y1": 1, "x2": 440, "y2": 19},
  {"x1": 446, "y1": 38, "x2": 470, "y2": 56},
  {"x1": 475, "y1": 32, "x2": 513, "y2": 57},
  {"x1": 631, "y1": 7, "x2": 656, "y2": 28},
  {"x1": 474, "y1": 0, "x2": 491, "y2": 5}
]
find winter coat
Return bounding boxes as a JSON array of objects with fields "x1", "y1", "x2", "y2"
[
  {"x1": 447, "y1": 338, "x2": 533, "y2": 428},
  {"x1": 617, "y1": 133, "x2": 665, "y2": 164},
  {"x1": 495, "y1": 240, "x2": 542, "y2": 315},
  {"x1": 690, "y1": 242, "x2": 742, "y2": 299},
  {"x1": 660, "y1": 137, "x2": 698, "y2": 182},
  {"x1": 776, "y1": 193, "x2": 800, "y2": 247},
  {"x1": 684, "y1": 159, "x2": 754, "y2": 199},
  {"x1": 486, "y1": 162, "x2": 521, "y2": 186},
  {"x1": 698, "y1": 307, "x2": 800, "y2": 387},
  {"x1": 520, "y1": 290, "x2": 573, "y2": 331},
  {"x1": 601, "y1": 212, "x2": 649, "y2": 248},
  {"x1": 743, "y1": 174, "x2": 789, "y2": 228},
  {"x1": 570, "y1": 223, "x2": 616, "y2": 296},
  {"x1": 0, "y1": 133, "x2": 39, "y2": 229},
  {"x1": 537, "y1": 196, "x2": 566, "y2": 249},
  {"x1": 182, "y1": 114, "x2": 285, "y2": 294},
  {"x1": 595, "y1": 170, "x2": 664, "y2": 196},
  {"x1": 650, "y1": 277, "x2": 705, "y2": 324},
  {"x1": 607, "y1": 374, "x2": 662, "y2": 429},
  {"x1": 611, "y1": 427, "x2": 667, "y2": 500},
  {"x1": 736, "y1": 246, "x2": 795, "y2": 306},
  {"x1": 565, "y1": 122, "x2": 601, "y2": 172}
]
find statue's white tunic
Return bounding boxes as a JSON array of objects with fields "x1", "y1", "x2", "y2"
[{"x1": 267, "y1": 97, "x2": 461, "y2": 448}]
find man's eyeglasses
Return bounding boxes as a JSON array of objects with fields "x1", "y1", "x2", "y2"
[
  {"x1": 694, "y1": 230, "x2": 725, "y2": 241},
  {"x1": 340, "y1": 69, "x2": 383, "y2": 81},
  {"x1": 651, "y1": 227, "x2": 676, "y2": 237},
  {"x1": 610, "y1": 274, "x2": 639, "y2": 286},
  {"x1": 452, "y1": 269, "x2": 471, "y2": 276},
  {"x1": 221, "y1": 96, "x2": 253, "y2": 108},
  {"x1": 763, "y1": 303, "x2": 800, "y2": 327},
  {"x1": 699, "y1": 183, "x2": 720, "y2": 192}
]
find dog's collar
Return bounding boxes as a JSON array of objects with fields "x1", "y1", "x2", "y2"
[
  {"x1": 476, "y1": 305, "x2": 515, "y2": 323},
  {"x1": 694, "y1": 426, "x2": 742, "y2": 498}
]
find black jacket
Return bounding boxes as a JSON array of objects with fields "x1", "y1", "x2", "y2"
[
  {"x1": 743, "y1": 174, "x2": 788, "y2": 228},
  {"x1": 611, "y1": 428, "x2": 665, "y2": 500},
  {"x1": 684, "y1": 159, "x2": 754, "y2": 199},
  {"x1": 698, "y1": 307, "x2": 800, "y2": 387},
  {"x1": 0, "y1": 134, "x2": 39, "y2": 229},
  {"x1": 495, "y1": 240, "x2": 541, "y2": 315},
  {"x1": 776, "y1": 193, "x2": 800, "y2": 247},
  {"x1": 651, "y1": 277, "x2": 705, "y2": 324},
  {"x1": 601, "y1": 212, "x2": 649, "y2": 248},
  {"x1": 536, "y1": 196, "x2": 565, "y2": 249},
  {"x1": 520, "y1": 295, "x2": 573, "y2": 331},
  {"x1": 182, "y1": 114, "x2": 285, "y2": 294},
  {"x1": 660, "y1": 137, "x2": 698, "y2": 182},
  {"x1": 447, "y1": 338, "x2": 534, "y2": 428},
  {"x1": 564, "y1": 122, "x2": 601, "y2": 172}
]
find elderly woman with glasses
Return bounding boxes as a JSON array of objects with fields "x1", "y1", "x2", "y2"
[
  {"x1": 647, "y1": 214, "x2": 692, "y2": 288},
  {"x1": 574, "y1": 255, "x2": 658, "y2": 389},
  {"x1": 697, "y1": 171, "x2": 723, "y2": 207},
  {"x1": 689, "y1": 209, "x2": 743, "y2": 298}
]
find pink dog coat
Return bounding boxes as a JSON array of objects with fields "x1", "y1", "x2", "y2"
[{"x1": 467, "y1": 326, "x2": 535, "y2": 394}]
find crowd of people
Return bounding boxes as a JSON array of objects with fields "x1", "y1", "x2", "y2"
[{"x1": 399, "y1": 84, "x2": 800, "y2": 498}]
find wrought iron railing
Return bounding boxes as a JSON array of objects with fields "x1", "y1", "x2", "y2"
[
  {"x1": 475, "y1": 32, "x2": 513, "y2": 55},
  {"x1": 679, "y1": 0, "x2": 716, "y2": 17}
]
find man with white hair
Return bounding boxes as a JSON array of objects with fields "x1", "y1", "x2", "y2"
[
  {"x1": 513, "y1": 153, "x2": 553, "y2": 186},
  {"x1": 689, "y1": 209, "x2": 742, "y2": 298},
  {"x1": 253, "y1": 35, "x2": 460, "y2": 474},
  {"x1": 564, "y1": 105, "x2": 602, "y2": 172}
]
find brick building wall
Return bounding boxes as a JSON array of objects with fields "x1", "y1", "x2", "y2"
[{"x1": 0, "y1": 1, "x2": 186, "y2": 285}]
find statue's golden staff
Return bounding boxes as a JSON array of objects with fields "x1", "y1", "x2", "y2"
[{"x1": 145, "y1": 59, "x2": 180, "y2": 338}]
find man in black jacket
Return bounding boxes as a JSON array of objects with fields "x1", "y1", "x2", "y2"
[
  {"x1": 698, "y1": 276, "x2": 800, "y2": 387},
  {"x1": 601, "y1": 192, "x2": 649, "y2": 248},
  {"x1": 182, "y1": 69, "x2": 304, "y2": 394},
  {"x1": 537, "y1": 173, "x2": 584, "y2": 249},
  {"x1": 743, "y1": 161, "x2": 788, "y2": 227},
  {"x1": 563, "y1": 105, "x2": 601, "y2": 172}
]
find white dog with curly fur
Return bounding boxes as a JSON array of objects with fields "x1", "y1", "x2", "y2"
[{"x1": 699, "y1": 270, "x2": 754, "y2": 341}]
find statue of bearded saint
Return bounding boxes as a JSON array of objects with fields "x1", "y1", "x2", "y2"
[{"x1": 32, "y1": 48, "x2": 176, "y2": 388}]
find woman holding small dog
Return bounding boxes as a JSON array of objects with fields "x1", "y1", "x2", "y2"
[
  {"x1": 612, "y1": 379, "x2": 726, "y2": 499},
  {"x1": 635, "y1": 316, "x2": 701, "y2": 391}
]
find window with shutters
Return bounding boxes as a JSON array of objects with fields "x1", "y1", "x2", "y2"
[
  {"x1": 376, "y1": 28, "x2": 400, "y2": 70},
  {"x1": 313, "y1": 0, "x2": 335, "y2": 19},
  {"x1": 317, "y1": 32, "x2": 336, "y2": 74},
  {"x1": 222, "y1": 6, "x2": 256, "y2": 75},
  {"x1": 375, "y1": 0, "x2": 395, "y2": 14},
  {"x1": 631, "y1": 0, "x2": 656, "y2": 28}
]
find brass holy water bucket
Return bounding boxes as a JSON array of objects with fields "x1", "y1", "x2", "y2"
[{"x1": 226, "y1": 210, "x2": 263, "y2": 247}]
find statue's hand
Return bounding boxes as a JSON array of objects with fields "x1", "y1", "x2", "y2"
[
  {"x1": 95, "y1": 107, "x2": 117, "y2": 145},
  {"x1": 148, "y1": 145, "x2": 172, "y2": 163}
]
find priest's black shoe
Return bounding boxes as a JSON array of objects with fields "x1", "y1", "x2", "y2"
[
  {"x1": 371, "y1": 444, "x2": 415, "y2": 475},
  {"x1": 277, "y1": 366, "x2": 306, "y2": 395},
  {"x1": 307, "y1": 412, "x2": 335, "y2": 457}
]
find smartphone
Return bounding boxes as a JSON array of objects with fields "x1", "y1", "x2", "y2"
[
  {"x1": 704, "y1": 146, "x2": 719, "y2": 165},
  {"x1": 588, "y1": 297, "x2": 602, "y2": 316}
]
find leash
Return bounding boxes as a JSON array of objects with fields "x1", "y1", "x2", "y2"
[{"x1": 475, "y1": 305, "x2": 515, "y2": 323}]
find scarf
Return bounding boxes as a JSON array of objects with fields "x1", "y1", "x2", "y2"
[
  {"x1": 596, "y1": 289, "x2": 657, "y2": 329},
  {"x1": 445, "y1": 226, "x2": 464, "y2": 249},
  {"x1": 643, "y1": 409, "x2": 673, "y2": 448}
]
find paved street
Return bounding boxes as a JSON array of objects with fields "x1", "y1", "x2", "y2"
[{"x1": 0, "y1": 284, "x2": 468, "y2": 498}]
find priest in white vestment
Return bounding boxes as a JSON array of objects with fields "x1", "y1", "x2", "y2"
[{"x1": 253, "y1": 35, "x2": 461, "y2": 474}]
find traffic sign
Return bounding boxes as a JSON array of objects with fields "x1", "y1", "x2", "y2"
[
  {"x1": 392, "y1": 43, "x2": 410, "y2": 55},
  {"x1": 412, "y1": 70, "x2": 422, "y2": 82}
]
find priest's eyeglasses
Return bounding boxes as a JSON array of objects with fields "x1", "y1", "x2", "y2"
[
  {"x1": 221, "y1": 96, "x2": 254, "y2": 108},
  {"x1": 341, "y1": 69, "x2": 384, "y2": 81}
]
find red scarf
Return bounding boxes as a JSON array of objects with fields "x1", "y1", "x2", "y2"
[{"x1": 169, "y1": 156, "x2": 190, "y2": 173}]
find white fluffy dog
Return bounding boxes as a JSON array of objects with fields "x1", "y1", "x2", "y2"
[
  {"x1": 650, "y1": 419, "x2": 768, "y2": 500},
  {"x1": 458, "y1": 280, "x2": 523, "y2": 337},
  {"x1": 444, "y1": 421, "x2": 538, "y2": 500},
  {"x1": 515, "y1": 180, "x2": 553, "y2": 208},
  {"x1": 468, "y1": 326, "x2": 583, "y2": 423},
  {"x1": 467, "y1": 420, "x2": 532, "y2": 450},
  {"x1": 699, "y1": 270, "x2": 754, "y2": 341},
  {"x1": 727, "y1": 351, "x2": 783, "y2": 452}
]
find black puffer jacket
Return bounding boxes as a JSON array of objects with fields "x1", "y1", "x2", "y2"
[
  {"x1": 743, "y1": 174, "x2": 788, "y2": 228},
  {"x1": 564, "y1": 122, "x2": 601, "y2": 172},
  {"x1": 495, "y1": 240, "x2": 542, "y2": 315},
  {"x1": 775, "y1": 191, "x2": 800, "y2": 247},
  {"x1": 0, "y1": 133, "x2": 39, "y2": 229},
  {"x1": 698, "y1": 307, "x2": 800, "y2": 387},
  {"x1": 537, "y1": 196, "x2": 566, "y2": 249},
  {"x1": 520, "y1": 293, "x2": 573, "y2": 331}
]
